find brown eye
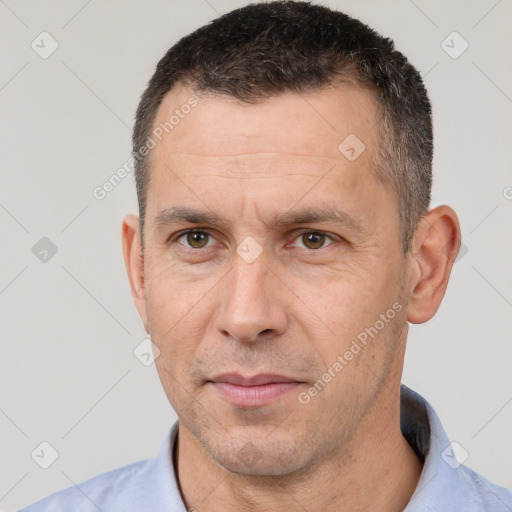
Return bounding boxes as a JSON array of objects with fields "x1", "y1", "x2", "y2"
[
  {"x1": 297, "y1": 232, "x2": 331, "y2": 250},
  {"x1": 181, "y1": 231, "x2": 211, "y2": 249}
]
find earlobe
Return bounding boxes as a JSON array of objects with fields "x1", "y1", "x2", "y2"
[
  {"x1": 405, "y1": 205, "x2": 461, "y2": 324},
  {"x1": 122, "y1": 214, "x2": 149, "y2": 332}
]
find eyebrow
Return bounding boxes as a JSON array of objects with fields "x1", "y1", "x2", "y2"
[{"x1": 153, "y1": 205, "x2": 367, "y2": 232}]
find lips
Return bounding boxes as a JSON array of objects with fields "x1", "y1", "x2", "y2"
[
  {"x1": 208, "y1": 373, "x2": 302, "y2": 407},
  {"x1": 210, "y1": 373, "x2": 299, "y2": 386}
]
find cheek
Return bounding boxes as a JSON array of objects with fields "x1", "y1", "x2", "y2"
[
  {"x1": 144, "y1": 263, "x2": 212, "y2": 367},
  {"x1": 145, "y1": 252, "x2": 209, "y2": 318},
  {"x1": 297, "y1": 260, "x2": 402, "y2": 359},
  {"x1": 300, "y1": 274, "x2": 376, "y2": 331}
]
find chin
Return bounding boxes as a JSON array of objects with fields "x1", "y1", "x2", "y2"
[{"x1": 203, "y1": 433, "x2": 309, "y2": 477}]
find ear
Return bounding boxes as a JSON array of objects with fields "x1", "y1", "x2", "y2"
[
  {"x1": 405, "y1": 205, "x2": 461, "y2": 324},
  {"x1": 122, "y1": 214, "x2": 149, "y2": 333}
]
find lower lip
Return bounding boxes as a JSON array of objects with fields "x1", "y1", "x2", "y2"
[{"x1": 211, "y1": 382, "x2": 301, "y2": 407}]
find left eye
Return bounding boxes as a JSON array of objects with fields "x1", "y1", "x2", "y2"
[
  {"x1": 177, "y1": 230, "x2": 215, "y2": 249},
  {"x1": 292, "y1": 232, "x2": 334, "y2": 250}
]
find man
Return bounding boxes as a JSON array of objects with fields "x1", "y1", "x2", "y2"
[{"x1": 19, "y1": 1, "x2": 512, "y2": 511}]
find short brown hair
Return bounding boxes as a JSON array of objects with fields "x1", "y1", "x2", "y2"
[{"x1": 133, "y1": 0, "x2": 432, "y2": 254}]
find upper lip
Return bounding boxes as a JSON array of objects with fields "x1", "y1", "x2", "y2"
[{"x1": 209, "y1": 373, "x2": 300, "y2": 386}]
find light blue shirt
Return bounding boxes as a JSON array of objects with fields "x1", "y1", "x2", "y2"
[{"x1": 19, "y1": 385, "x2": 512, "y2": 511}]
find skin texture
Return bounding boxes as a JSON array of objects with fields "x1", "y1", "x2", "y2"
[{"x1": 122, "y1": 82, "x2": 461, "y2": 512}]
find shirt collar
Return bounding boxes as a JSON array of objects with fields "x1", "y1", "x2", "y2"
[{"x1": 401, "y1": 384, "x2": 485, "y2": 511}]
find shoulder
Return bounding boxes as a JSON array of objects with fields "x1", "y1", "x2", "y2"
[
  {"x1": 458, "y1": 464, "x2": 512, "y2": 511},
  {"x1": 400, "y1": 385, "x2": 512, "y2": 511},
  {"x1": 18, "y1": 424, "x2": 180, "y2": 512},
  {"x1": 18, "y1": 458, "x2": 151, "y2": 512}
]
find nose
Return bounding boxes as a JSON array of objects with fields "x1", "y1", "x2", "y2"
[{"x1": 214, "y1": 249, "x2": 288, "y2": 344}]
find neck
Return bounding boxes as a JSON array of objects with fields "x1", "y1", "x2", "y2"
[{"x1": 174, "y1": 387, "x2": 423, "y2": 512}]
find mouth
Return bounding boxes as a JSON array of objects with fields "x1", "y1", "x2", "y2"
[{"x1": 208, "y1": 373, "x2": 303, "y2": 407}]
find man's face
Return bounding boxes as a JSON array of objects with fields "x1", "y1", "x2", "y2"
[{"x1": 135, "y1": 83, "x2": 412, "y2": 475}]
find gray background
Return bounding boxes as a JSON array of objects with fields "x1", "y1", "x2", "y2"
[{"x1": 1, "y1": 0, "x2": 511, "y2": 510}]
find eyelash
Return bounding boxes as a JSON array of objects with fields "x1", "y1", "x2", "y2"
[{"x1": 171, "y1": 229, "x2": 337, "y2": 251}]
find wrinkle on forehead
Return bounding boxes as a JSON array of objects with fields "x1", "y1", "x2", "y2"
[
  {"x1": 169, "y1": 151, "x2": 344, "y2": 161},
  {"x1": 155, "y1": 152, "x2": 365, "y2": 194},
  {"x1": 162, "y1": 152, "x2": 347, "y2": 178},
  {"x1": 185, "y1": 174, "x2": 324, "y2": 180},
  {"x1": 159, "y1": 150, "x2": 351, "y2": 173}
]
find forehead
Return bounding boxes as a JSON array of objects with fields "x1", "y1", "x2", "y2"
[
  {"x1": 144, "y1": 82, "x2": 395, "y2": 237},
  {"x1": 151, "y1": 81, "x2": 380, "y2": 159}
]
